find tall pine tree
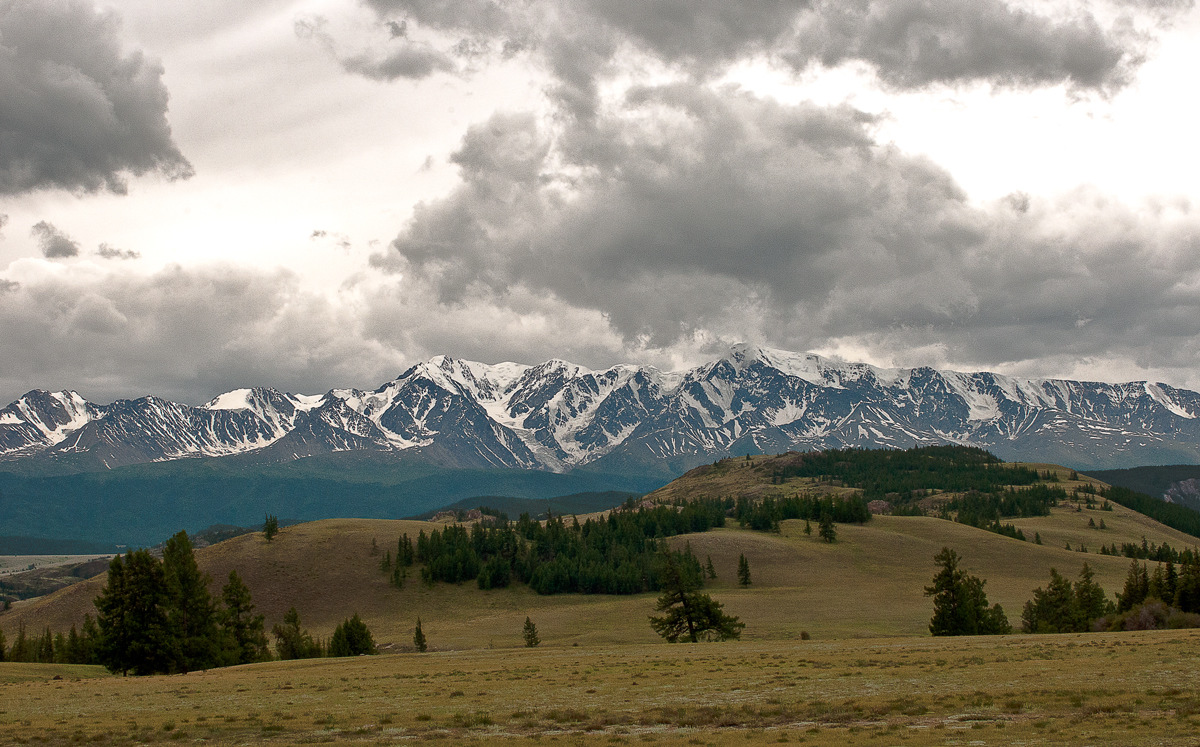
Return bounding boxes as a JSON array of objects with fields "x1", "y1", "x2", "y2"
[
  {"x1": 163, "y1": 531, "x2": 220, "y2": 672},
  {"x1": 95, "y1": 549, "x2": 172, "y2": 675},
  {"x1": 273, "y1": 607, "x2": 321, "y2": 660},
  {"x1": 925, "y1": 547, "x2": 1010, "y2": 636},
  {"x1": 219, "y1": 570, "x2": 269, "y2": 665}
]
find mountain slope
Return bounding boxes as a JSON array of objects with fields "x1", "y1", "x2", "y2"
[{"x1": 4, "y1": 343, "x2": 1200, "y2": 475}]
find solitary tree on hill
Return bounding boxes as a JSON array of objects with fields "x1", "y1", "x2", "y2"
[
  {"x1": 705, "y1": 555, "x2": 717, "y2": 580},
  {"x1": 737, "y1": 554, "x2": 751, "y2": 586},
  {"x1": 649, "y1": 551, "x2": 744, "y2": 643},
  {"x1": 523, "y1": 617, "x2": 540, "y2": 647},
  {"x1": 263, "y1": 514, "x2": 279, "y2": 542},
  {"x1": 413, "y1": 618, "x2": 427, "y2": 652},
  {"x1": 818, "y1": 513, "x2": 837, "y2": 543}
]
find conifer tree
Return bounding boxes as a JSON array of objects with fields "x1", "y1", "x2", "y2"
[
  {"x1": 1020, "y1": 568, "x2": 1076, "y2": 633},
  {"x1": 649, "y1": 551, "x2": 744, "y2": 642},
  {"x1": 804, "y1": 519, "x2": 812, "y2": 535},
  {"x1": 263, "y1": 514, "x2": 279, "y2": 542},
  {"x1": 220, "y1": 570, "x2": 269, "y2": 665},
  {"x1": 705, "y1": 556, "x2": 717, "y2": 580},
  {"x1": 1175, "y1": 559, "x2": 1200, "y2": 613},
  {"x1": 79, "y1": 615, "x2": 100, "y2": 665},
  {"x1": 329, "y1": 613, "x2": 376, "y2": 657},
  {"x1": 9, "y1": 621, "x2": 31, "y2": 662},
  {"x1": 737, "y1": 554, "x2": 751, "y2": 586},
  {"x1": 95, "y1": 549, "x2": 172, "y2": 675},
  {"x1": 163, "y1": 531, "x2": 219, "y2": 672},
  {"x1": 1074, "y1": 564, "x2": 1111, "y2": 624},
  {"x1": 925, "y1": 547, "x2": 1010, "y2": 636},
  {"x1": 0, "y1": 626, "x2": 5, "y2": 662},
  {"x1": 64, "y1": 625, "x2": 81, "y2": 665},
  {"x1": 398, "y1": 534, "x2": 415, "y2": 566},
  {"x1": 413, "y1": 618, "x2": 427, "y2": 652},
  {"x1": 818, "y1": 513, "x2": 837, "y2": 543},
  {"x1": 1022, "y1": 564, "x2": 1112, "y2": 633},
  {"x1": 53, "y1": 631, "x2": 67, "y2": 664},
  {"x1": 523, "y1": 617, "x2": 540, "y2": 647},
  {"x1": 37, "y1": 627, "x2": 54, "y2": 663},
  {"x1": 272, "y1": 607, "x2": 321, "y2": 660},
  {"x1": 1117, "y1": 560, "x2": 1149, "y2": 611}
]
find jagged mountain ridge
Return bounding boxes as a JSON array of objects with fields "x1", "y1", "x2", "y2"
[{"x1": 3, "y1": 344, "x2": 1200, "y2": 472}]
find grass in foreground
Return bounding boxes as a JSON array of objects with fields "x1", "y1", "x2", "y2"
[{"x1": 1, "y1": 630, "x2": 1198, "y2": 745}]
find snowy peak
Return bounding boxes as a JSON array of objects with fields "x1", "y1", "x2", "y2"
[
  {"x1": 6, "y1": 344, "x2": 1200, "y2": 471},
  {"x1": 0, "y1": 389, "x2": 97, "y2": 454}
]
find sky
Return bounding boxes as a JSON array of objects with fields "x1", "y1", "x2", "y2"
[{"x1": 2, "y1": 0, "x2": 1200, "y2": 405}]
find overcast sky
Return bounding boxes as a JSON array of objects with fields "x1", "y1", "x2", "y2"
[{"x1": 2, "y1": 0, "x2": 1200, "y2": 405}]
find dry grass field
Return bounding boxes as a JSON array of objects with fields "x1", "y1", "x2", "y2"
[
  {"x1": 1, "y1": 630, "x2": 1198, "y2": 745},
  {"x1": 2, "y1": 458, "x2": 1199, "y2": 745}
]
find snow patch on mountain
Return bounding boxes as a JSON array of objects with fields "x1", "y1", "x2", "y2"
[{"x1": 1145, "y1": 383, "x2": 1196, "y2": 419}]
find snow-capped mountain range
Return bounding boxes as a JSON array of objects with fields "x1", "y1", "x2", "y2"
[{"x1": 4, "y1": 343, "x2": 1200, "y2": 473}]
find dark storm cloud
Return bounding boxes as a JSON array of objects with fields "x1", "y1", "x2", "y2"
[
  {"x1": 295, "y1": 15, "x2": 455, "y2": 81},
  {"x1": 361, "y1": 0, "x2": 1156, "y2": 93},
  {"x1": 786, "y1": 0, "x2": 1130, "y2": 90},
  {"x1": 372, "y1": 84, "x2": 1200, "y2": 376},
  {"x1": 0, "y1": 0, "x2": 192, "y2": 195},
  {"x1": 31, "y1": 221, "x2": 79, "y2": 258},
  {"x1": 0, "y1": 264, "x2": 408, "y2": 405},
  {"x1": 95, "y1": 243, "x2": 139, "y2": 260},
  {"x1": 0, "y1": 261, "x2": 627, "y2": 405}
]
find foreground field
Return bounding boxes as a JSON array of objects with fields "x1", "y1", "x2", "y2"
[{"x1": 1, "y1": 630, "x2": 1198, "y2": 745}]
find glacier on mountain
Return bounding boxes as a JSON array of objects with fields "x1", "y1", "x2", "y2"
[{"x1": 3, "y1": 344, "x2": 1200, "y2": 472}]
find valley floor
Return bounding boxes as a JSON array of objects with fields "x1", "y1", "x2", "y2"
[{"x1": 1, "y1": 629, "x2": 1198, "y2": 745}]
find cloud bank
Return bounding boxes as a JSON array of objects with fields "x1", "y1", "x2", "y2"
[
  {"x1": 372, "y1": 82, "x2": 1200, "y2": 384},
  {"x1": 0, "y1": 0, "x2": 192, "y2": 195},
  {"x1": 2, "y1": 0, "x2": 1199, "y2": 405}
]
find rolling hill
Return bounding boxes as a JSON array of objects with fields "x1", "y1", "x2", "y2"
[{"x1": 4, "y1": 450, "x2": 1197, "y2": 650}]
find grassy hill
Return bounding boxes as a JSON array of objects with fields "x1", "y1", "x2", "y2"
[
  {"x1": 4, "y1": 449, "x2": 1200, "y2": 745},
  {"x1": 4, "y1": 457, "x2": 1196, "y2": 648}
]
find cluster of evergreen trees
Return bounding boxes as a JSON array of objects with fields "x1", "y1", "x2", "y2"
[
  {"x1": 928, "y1": 548, "x2": 1200, "y2": 638},
  {"x1": 768, "y1": 446, "x2": 1040, "y2": 501},
  {"x1": 941, "y1": 484, "x2": 1061, "y2": 525},
  {"x1": 91, "y1": 532, "x2": 270, "y2": 675},
  {"x1": 924, "y1": 547, "x2": 1012, "y2": 636},
  {"x1": 733, "y1": 494, "x2": 869, "y2": 532},
  {"x1": 1020, "y1": 565, "x2": 1110, "y2": 633},
  {"x1": 1111, "y1": 558, "x2": 1200, "y2": 616},
  {"x1": 0, "y1": 617, "x2": 99, "y2": 664},
  {"x1": 0, "y1": 532, "x2": 383, "y2": 671},
  {"x1": 381, "y1": 500, "x2": 729, "y2": 595},
  {"x1": 1096, "y1": 539, "x2": 1198, "y2": 564}
]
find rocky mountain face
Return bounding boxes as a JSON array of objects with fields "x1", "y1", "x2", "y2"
[{"x1": 4, "y1": 344, "x2": 1200, "y2": 473}]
